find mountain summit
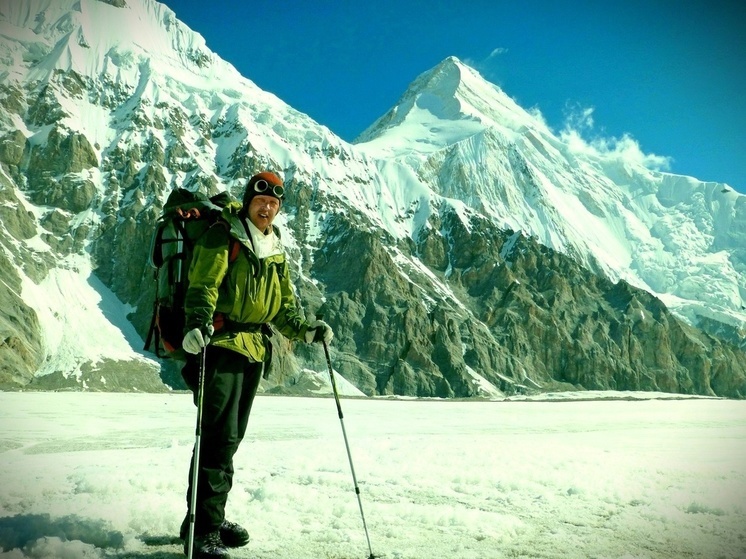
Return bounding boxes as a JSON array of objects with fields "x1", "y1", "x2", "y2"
[
  {"x1": 356, "y1": 56, "x2": 746, "y2": 339},
  {"x1": 2, "y1": 0, "x2": 231, "y2": 85},
  {"x1": 356, "y1": 56, "x2": 539, "y2": 152},
  {"x1": 1, "y1": 0, "x2": 745, "y2": 397}
]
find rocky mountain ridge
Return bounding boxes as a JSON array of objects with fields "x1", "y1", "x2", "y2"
[{"x1": 0, "y1": 0, "x2": 744, "y2": 398}]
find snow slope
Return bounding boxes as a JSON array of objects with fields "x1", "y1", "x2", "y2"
[{"x1": 0, "y1": 391, "x2": 744, "y2": 559}]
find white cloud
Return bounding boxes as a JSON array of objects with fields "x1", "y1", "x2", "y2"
[
  {"x1": 560, "y1": 105, "x2": 671, "y2": 171},
  {"x1": 563, "y1": 104, "x2": 595, "y2": 131},
  {"x1": 465, "y1": 47, "x2": 508, "y2": 72},
  {"x1": 527, "y1": 106, "x2": 550, "y2": 130}
]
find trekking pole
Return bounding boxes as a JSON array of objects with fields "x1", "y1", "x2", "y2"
[
  {"x1": 186, "y1": 345, "x2": 207, "y2": 559},
  {"x1": 320, "y1": 336, "x2": 376, "y2": 559}
]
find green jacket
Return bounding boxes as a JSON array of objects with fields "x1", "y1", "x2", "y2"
[{"x1": 184, "y1": 202, "x2": 310, "y2": 362}]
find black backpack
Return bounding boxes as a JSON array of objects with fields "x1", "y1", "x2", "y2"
[{"x1": 144, "y1": 188, "x2": 235, "y2": 359}]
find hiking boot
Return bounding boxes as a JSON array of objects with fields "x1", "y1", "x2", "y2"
[
  {"x1": 219, "y1": 519, "x2": 250, "y2": 548},
  {"x1": 183, "y1": 530, "x2": 230, "y2": 559}
]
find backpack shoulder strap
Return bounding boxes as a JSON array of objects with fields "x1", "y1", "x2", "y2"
[
  {"x1": 229, "y1": 238, "x2": 241, "y2": 263},
  {"x1": 206, "y1": 218, "x2": 242, "y2": 263}
]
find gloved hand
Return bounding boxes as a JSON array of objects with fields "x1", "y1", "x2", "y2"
[
  {"x1": 182, "y1": 325, "x2": 214, "y2": 354},
  {"x1": 305, "y1": 320, "x2": 334, "y2": 344}
]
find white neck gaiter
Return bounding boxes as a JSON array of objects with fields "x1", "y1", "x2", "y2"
[{"x1": 246, "y1": 219, "x2": 284, "y2": 259}]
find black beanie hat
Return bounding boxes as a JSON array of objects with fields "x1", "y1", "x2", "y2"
[{"x1": 242, "y1": 171, "x2": 284, "y2": 208}]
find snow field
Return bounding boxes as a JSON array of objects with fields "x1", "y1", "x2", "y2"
[{"x1": 0, "y1": 392, "x2": 744, "y2": 559}]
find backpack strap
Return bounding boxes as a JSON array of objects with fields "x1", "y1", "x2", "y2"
[
  {"x1": 144, "y1": 300, "x2": 158, "y2": 351},
  {"x1": 208, "y1": 218, "x2": 242, "y2": 263},
  {"x1": 229, "y1": 238, "x2": 241, "y2": 263}
]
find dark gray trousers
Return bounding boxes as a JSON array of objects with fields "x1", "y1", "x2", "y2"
[{"x1": 181, "y1": 346, "x2": 263, "y2": 536}]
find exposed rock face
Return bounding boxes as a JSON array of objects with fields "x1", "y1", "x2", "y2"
[
  {"x1": 0, "y1": 180, "x2": 45, "y2": 388},
  {"x1": 291, "y1": 208, "x2": 746, "y2": 398},
  {"x1": 0, "y1": 260, "x2": 43, "y2": 388}
]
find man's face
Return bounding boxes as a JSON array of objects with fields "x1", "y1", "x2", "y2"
[{"x1": 247, "y1": 195, "x2": 280, "y2": 232}]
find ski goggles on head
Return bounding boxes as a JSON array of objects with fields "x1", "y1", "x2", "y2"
[{"x1": 253, "y1": 179, "x2": 285, "y2": 199}]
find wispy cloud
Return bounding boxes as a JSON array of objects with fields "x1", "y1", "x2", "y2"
[
  {"x1": 464, "y1": 47, "x2": 508, "y2": 71},
  {"x1": 560, "y1": 105, "x2": 671, "y2": 171}
]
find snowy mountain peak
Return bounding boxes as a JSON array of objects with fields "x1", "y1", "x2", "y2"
[
  {"x1": 1, "y1": 0, "x2": 243, "y2": 90},
  {"x1": 355, "y1": 56, "x2": 541, "y2": 153},
  {"x1": 393, "y1": 56, "x2": 472, "y2": 122},
  {"x1": 353, "y1": 57, "x2": 746, "y2": 339}
]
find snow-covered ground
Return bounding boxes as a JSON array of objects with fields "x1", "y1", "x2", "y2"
[{"x1": 1, "y1": 391, "x2": 745, "y2": 559}]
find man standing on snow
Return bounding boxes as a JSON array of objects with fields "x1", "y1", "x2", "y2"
[{"x1": 179, "y1": 171, "x2": 334, "y2": 559}]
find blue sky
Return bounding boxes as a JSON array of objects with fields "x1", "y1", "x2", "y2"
[{"x1": 164, "y1": 0, "x2": 745, "y2": 193}]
